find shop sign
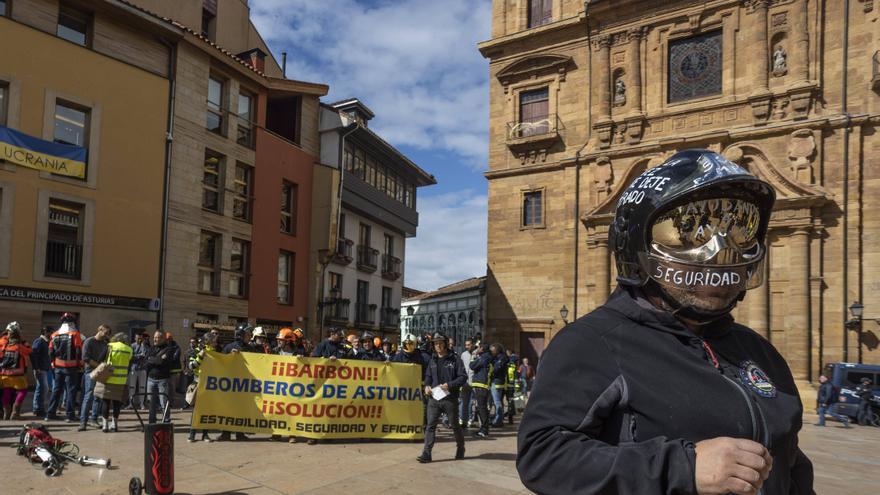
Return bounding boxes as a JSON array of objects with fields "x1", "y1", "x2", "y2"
[{"x1": 0, "y1": 285, "x2": 154, "y2": 310}]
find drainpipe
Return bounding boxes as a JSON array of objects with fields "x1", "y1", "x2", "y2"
[
  {"x1": 156, "y1": 37, "x2": 177, "y2": 330},
  {"x1": 842, "y1": 0, "x2": 851, "y2": 362},
  {"x1": 317, "y1": 123, "x2": 359, "y2": 338}
]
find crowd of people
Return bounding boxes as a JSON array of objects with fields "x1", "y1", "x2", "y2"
[{"x1": 0, "y1": 315, "x2": 535, "y2": 461}]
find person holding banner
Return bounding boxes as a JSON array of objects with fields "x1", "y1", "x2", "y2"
[
  {"x1": 187, "y1": 332, "x2": 217, "y2": 442},
  {"x1": 312, "y1": 328, "x2": 347, "y2": 360},
  {"x1": 418, "y1": 332, "x2": 467, "y2": 464},
  {"x1": 223, "y1": 324, "x2": 257, "y2": 354},
  {"x1": 356, "y1": 333, "x2": 384, "y2": 361}
]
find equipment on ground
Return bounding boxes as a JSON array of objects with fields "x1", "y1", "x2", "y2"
[
  {"x1": 13, "y1": 423, "x2": 111, "y2": 476},
  {"x1": 129, "y1": 392, "x2": 174, "y2": 495}
]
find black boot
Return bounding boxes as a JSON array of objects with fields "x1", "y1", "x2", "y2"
[
  {"x1": 455, "y1": 446, "x2": 465, "y2": 459},
  {"x1": 416, "y1": 452, "x2": 432, "y2": 463}
]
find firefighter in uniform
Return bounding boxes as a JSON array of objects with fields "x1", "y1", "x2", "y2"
[
  {"x1": 46, "y1": 313, "x2": 83, "y2": 422},
  {"x1": 517, "y1": 150, "x2": 813, "y2": 495},
  {"x1": 505, "y1": 354, "x2": 521, "y2": 424},
  {"x1": 0, "y1": 322, "x2": 32, "y2": 420},
  {"x1": 468, "y1": 342, "x2": 493, "y2": 438},
  {"x1": 417, "y1": 332, "x2": 467, "y2": 463}
]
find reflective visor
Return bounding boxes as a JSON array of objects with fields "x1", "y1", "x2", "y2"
[{"x1": 650, "y1": 198, "x2": 762, "y2": 264}]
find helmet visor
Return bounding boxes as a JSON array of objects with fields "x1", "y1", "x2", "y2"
[{"x1": 650, "y1": 198, "x2": 762, "y2": 264}]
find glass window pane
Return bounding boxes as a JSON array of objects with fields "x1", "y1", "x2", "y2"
[
  {"x1": 208, "y1": 78, "x2": 223, "y2": 109},
  {"x1": 199, "y1": 233, "x2": 217, "y2": 266},
  {"x1": 238, "y1": 93, "x2": 252, "y2": 119},
  {"x1": 668, "y1": 31, "x2": 723, "y2": 103},
  {"x1": 278, "y1": 253, "x2": 289, "y2": 282},
  {"x1": 54, "y1": 103, "x2": 88, "y2": 147},
  {"x1": 0, "y1": 1, "x2": 7, "y2": 17},
  {"x1": 57, "y1": 8, "x2": 89, "y2": 46},
  {"x1": 0, "y1": 84, "x2": 6, "y2": 126}
]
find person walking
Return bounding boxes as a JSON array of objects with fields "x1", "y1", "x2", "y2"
[
  {"x1": 46, "y1": 313, "x2": 84, "y2": 422},
  {"x1": 144, "y1": 331, "x2": 174, "y2": 424},
  {"x1": 30, "y1": 325, "x2": 52, "y2": 418},
  {"x1": 78, "y1": 324, "x2": 111, "y2": 431},
  {"x1": 856, "y1": 377, "x2": 874, "y2": 426},
  {"x1": 94, "y1": 332, "x2": 132, "y2": 432},
  {"x1": 1, "y1": 322, "x2": 32, "y2": 420},
  {"x1": 518, "y1": 357, "x2": 534, "y2": 399},
  {"x1": 468, "y1": 343, "x2": 493, "y2": 438},
  {"x1": 814, "y1": 375, "x2": 849, "y2": 427},
  {"x1": 459, "y1": 339, "x2": 475, "y2": 428},
  {"x1": 128, "y1": 333, "x2": 150, "y2": 409},
  {"x1": 417, "y1": 332, "x2": 467, "y2": 463}
]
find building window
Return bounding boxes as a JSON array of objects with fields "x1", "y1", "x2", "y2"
[
  {"x1": 45, "y1": 200, "x2": 83, "y2": 279},
  {"x1": 0, "y1": 82, "x2": 7, "y2": 126},
  {"x1": 57, "y1": 4, "x2": 91, "y2": 47},
  {"x1": 202, "y1": 151, "x2": 223, "y2": 213},
  {"x1": 201, "y1": 1, "x2": 217, "y2": 41},
  {"x1": 229, "y1": 239, "x2": 249, "y2": 298},
  {"x1": 384, "y1": 234, "x2": 394, "y2": 257},
  {"x1": 281, "y1": 181, "x2": 297, "y2": 234},
  {"x1": 518, "y1": 88, "x2": 550, "y2": 137},
  {"x1": 54, "y1": 101, "x2": 89, "y2": 148},
  {"x1": 528, "y1": 0, "x2": 552, "y2": 29},
  {"x1": 198, "y1": 231, "x2": 220, "y2": 294},
  {"x1": 207, "y1": 76, "x2": 225, "y2": 134},
  {"x1": 233, "y1": 163, "x2": 252, "y2": 221},
  {"x1": 329, "y1": 272, "x2": 342, "y2": 293},
  {"x1": 522, "y1": 190, "x2": 544, "y2": 227},
  {"x1": 668, "y1": 31, "x2": 723, "y2": 103},
  {"x1": 278, "y1": 251, "x2": 293, "y2": 304},
  {"x1": 236, "y1": 91, "x2": 254, "y2": 148},
  {"x1": 0, "y1": 0, "x2": 7, "y2": 17},
  {"x1": 196, "y1": 312, "x2": 218, "y2": 324},
  {"x1": 359, "y1": 223, "x2": 371, "y2": 248}
]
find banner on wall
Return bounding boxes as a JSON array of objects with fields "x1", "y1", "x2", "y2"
[
  {"x1": 191, "y1": 352, "x2": 425, "y2": 440},
  {"x1": 0, "y1": 125, "x2": 87, "y2": 179}
]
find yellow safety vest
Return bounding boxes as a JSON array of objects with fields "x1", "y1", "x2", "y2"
[
  {"x1": 105, "y1": 341, "x2": 133, "y2": 386},
  {"x1": 507, "y1": 364, "x2": 520, "y2": 391}
]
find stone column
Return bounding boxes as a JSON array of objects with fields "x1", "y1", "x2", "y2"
[
  {"x1": 789, "y1": 0, "x2": 810, "y2": 87},
  {"x1": 749, "y1": 0, "x2": 771, "y2": 96},
  {"x1": 787, "y1": 228, "x2": 811, "y2": 381},
  {"x1": 749, "y1": 259, "x2": 770, "y2": 339},
  {"x1": 626, "y1": 28, "x2": 644, "y2": 116},
  {"x1": 593, "y1": 35, "x2": 612, "y2": 123},
  {"x1": 595, "y1": 239, "x2": 611, "y2": 302}
]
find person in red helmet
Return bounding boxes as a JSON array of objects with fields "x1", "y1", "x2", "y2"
[{"x1": 46, "y1": 313, "x2": 83, "y2": 422}]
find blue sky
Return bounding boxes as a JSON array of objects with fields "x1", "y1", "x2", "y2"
[{"x1": 250, "y1": 0, "x2": 492, "y2": 292}]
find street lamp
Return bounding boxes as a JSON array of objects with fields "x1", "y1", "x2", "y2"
[
  {"x1": 850, "y1": 302, "x2": 864, "y2": 364},
  {"x1": 406, "y1": 305, "x2": 415, "y2": 317},
  {"x1": 560, "y1": 305, "x2": 569, "y2": 324}
]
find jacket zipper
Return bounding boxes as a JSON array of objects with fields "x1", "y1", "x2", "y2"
[{"x1": 700, "y1": 340, "x2": 760, "y2": 444}]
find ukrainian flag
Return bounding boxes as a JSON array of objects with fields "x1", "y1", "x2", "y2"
[{"x1": 0, "y1": 125, "x2": 87, "y2": 179}]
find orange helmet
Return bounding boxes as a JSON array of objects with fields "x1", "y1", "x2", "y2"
[
  {"x1": 347, "y1": 334, "x2": 358, "y2": 344},
  {"x1": 277, "y1": 328, "x2": 294, "y2": 341},
  {"x1": 373, "y1": 337, "x2": 382, "y2": 348},
  {"x1": 292, "y1": 328, "x2": 304, "y2": 339}
]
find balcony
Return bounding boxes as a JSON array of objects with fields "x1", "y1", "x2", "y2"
[
  {"x1": 332, "y1": 238, "x2": 354, "y2": 265},
  {"x1": 357, "y1": 246, "x2": 379, "y2": 273},
  {"x1": 355, "y1": 302, "x2": 376, "y2": 326},
  {"x1": 380, "y1": 307, "x2": 400, "y2": 329},
  {"x1": 506, "y1": 114, "x2": 561, "y2": 151},
  {"x1": 323, "y1": 299, "x2": 350, "y2": 325},
  {"x1": 45, "y1": 240, "x2": 82, "y2": 279},
  {"x1": 381, "y1": 254, "x2": 402, "y2": 281}
]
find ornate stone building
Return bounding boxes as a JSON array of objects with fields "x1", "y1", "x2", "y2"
[{"x1": 479, "y1": 0, "x2": 880, "y2": 390}]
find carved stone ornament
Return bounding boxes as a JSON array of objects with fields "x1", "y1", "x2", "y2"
[
  {"x1": 592, "y1": 156, "x2": 614, "y2": 206},
  {"x1": 788, "y1": 129, "x2": 816, "y2": 184},
  {"x1": 613, "y1": 78, "x2": 627, "y2": 106},
  {"x1": 772, "y1": 45, "x2": 788, "y2": 77}
]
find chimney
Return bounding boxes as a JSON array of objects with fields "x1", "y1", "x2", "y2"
[{"x1": 237, "y1": 48, "x2": 267, "y2": 73}]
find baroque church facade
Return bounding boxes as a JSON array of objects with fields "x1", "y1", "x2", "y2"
[{"x1": 480, "y1": 0, "x2": 880, "y2": 387}]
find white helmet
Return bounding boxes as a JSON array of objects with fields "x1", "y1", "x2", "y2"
[
  {"x1": 252, "y1": 326, "x2": 267, "y2": 338},
  {"x1": 5, "y1": 321, "x2": 20, "y2": 334}
]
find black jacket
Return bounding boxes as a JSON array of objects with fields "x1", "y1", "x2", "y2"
[
  {"x1": 423, "y1": 352, "x2": 467, "y2": 396},
  {"x1": 817, "y1": 382, "x2": 838, "y2": 406},
  {"x1": 223, "y1": 339, "x2": 257, "y2": 354},
  {"x1": 145, "y1": 343, "x2": 175, "y2": 380},
  {"x1": 311, "y1": 339, "x2": 346, "y2": 359},
  {"x1": 517, "y1": 288, "x2": 813, "y2": 495},
  {"x1": 356, "y1": 348, "x2": 385, "y2": 361},
  {"x1": 469, "y1": 352, "x2": 493, "y2": 386},
  {"x1": 491, "y1": 353, "x2": 508, "y2": 384},
  {"x1": 855, "y1": 384, "x2": 874, "y2": 401}
]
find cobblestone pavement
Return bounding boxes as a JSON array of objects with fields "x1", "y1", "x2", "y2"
[{"x1": 1, "y1": 411, "x2": 877, "y2": 494}]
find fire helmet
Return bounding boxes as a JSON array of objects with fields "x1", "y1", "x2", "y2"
[
  {"x1": 252, "y1": 327, "x2": 267, "y2": 338},
  {"x1": 60, "y1": 313, "x2": 77, "y2": 324},
  {"x1": 608, "y1": 149, "x2": 775, "y2": 318},
  {"x1": 5, "y1": 321, "x2": 20, "y2": 335},
  {"x1": 234, "y1": 323, "x2": 254, "y2": 339}
]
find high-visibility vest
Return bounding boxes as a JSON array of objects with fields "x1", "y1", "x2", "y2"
[
  {"x1": 105, "y1": 341, "x2": 133, "y2": 386},
  {"x1": 49, "y1": 328, "x2": 83, "y2": 368},
  {"x1": 507, "y1": 364, "x2": 520, "y2": 391},
  {"x1": 0, "y1": 341, "x2": 31, "y2": 376}
]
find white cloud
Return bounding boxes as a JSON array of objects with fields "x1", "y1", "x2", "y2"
[
  {"x1": 249, "y1": 0, "x2": 491, "y2": 169},
  {"x1": 404, "y1": 190, "x2": 487, "y2": 291}
]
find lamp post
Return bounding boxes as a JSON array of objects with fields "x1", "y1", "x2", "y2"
[
  {"x1": 405, "y1": 305, "x2": 415, "y2": 335},
  {"x1": 850, "y1": 301, "x2": 864, "y2": 364},
  {"x1": 560, "y1": 305, "x2": 569, "y2": 325}
]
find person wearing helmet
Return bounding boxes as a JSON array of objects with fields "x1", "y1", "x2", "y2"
[
  {"x1": 381, "y1": 338, "x2": 394, "y2": 361},
  {"x1": 223, "y1": 323, "x2": 256, "y2": 354},
  {"x1": 356, "y1": 333, "x2": 384, "y2": 361},
  {"x1": 46, "y1": 312, "x2": 84, "y2": 422},
  {"x1": 417, "y1": 332, "x2": 467, "y2": 463},
  {"x1": 251, "y1": 327, "x2": 270, "y2": 354},
  {"x1": 1, "y1": 322, "x2": 32, "y2": 420},
  {"x1": 468, "y1": 342, "x2": 493, "y2": 438},
  {"x1": 855, "y1": 377, "x2": 875, "y2": 426},
  {"x1": 291, "y1": 328, "x2": 308, "y2": 356},
  {"x1": 311, "y1": 327, "x2": 347, "y2": 360},
  {"x1": 517, "y1": 150, "x2": 813, "y2": 495}
]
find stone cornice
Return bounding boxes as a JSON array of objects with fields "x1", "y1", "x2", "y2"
[{"x1": 478, "y1": 14, "x2": 587, "y2": 58}]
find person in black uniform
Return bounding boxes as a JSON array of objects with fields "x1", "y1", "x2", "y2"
[
  {"x1": 855, "y1": 377, "x2": 874, "y2": 426},
  {"x1": 356, "y1": 332, "x2": 385, "y2": 361},
  {"x1": 222, "y1": 324, "x2": 256, "y2": 354},
  {"x1": 517, "y1": 150, "x2": 813, "y2": 495},
  {"x1": 469, "y1": 342, "x2": 493, "y2": 438},
  {"x1": 311, "y1": 328, "x2": 347, "y2": 360},
  {"x1": 417, "y1": 332, "x2": 467, "y2": 463}
]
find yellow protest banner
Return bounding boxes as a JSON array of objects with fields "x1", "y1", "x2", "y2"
[{"x1": 191, "y1": 352, "x2": 425, "y2": 440}]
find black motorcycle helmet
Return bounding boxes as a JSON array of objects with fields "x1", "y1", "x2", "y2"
[
  {"x1": 234, "y1": 322, "x2": 254, "y2": 340},
  {"x1": 608, "y1": 149, "x2": 775, "y2": 321}
]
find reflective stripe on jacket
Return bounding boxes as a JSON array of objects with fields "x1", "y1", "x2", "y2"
[
  {"x1": 105, "y1": 341, "x2": 133, "y2": 386},
  {"x1": 0, "y1": 341, "x2": 32, "y2": 376},
  {"x1": 49, "y1": 328, "x2": 83, "y2": 368}
]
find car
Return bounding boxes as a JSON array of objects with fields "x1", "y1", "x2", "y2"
[{"x1": 824, "y1": 362, "x2": 880, "y2": 420}]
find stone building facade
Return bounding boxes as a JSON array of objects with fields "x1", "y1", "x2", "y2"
[{"x1": 480, "y1": 0, "x2": 880, "y2": 388}]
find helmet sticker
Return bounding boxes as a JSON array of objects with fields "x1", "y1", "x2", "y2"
[{"x1": 738, "y1": 360, "x2": 777, "y2": 398}]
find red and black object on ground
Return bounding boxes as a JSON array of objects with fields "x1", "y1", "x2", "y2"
[{"x1": 129, "y1": 392, "x2": 174, "y2": 495}]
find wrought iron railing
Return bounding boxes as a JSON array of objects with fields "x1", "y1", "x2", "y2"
[
  {"x1": 355, "y1": 302, "x2": 376, "y2": 325},
  {"x1": 380, "y1": 308, "x2": 399, "y2": 328},
  {"x1": 507, "y1": 113, "x2": 560, "y2": 140},
  {"x1": 357, "y1": 246, "x2": 379, "y2": 272},
  {"x1": 45, "y1": 240, "x2": 82, "y2": 279},
  {"x1": 324, "y1": 299, "x2": 350, "y2": 323},
  {"x1": 333, "y1": 238, "x2": 354, "y2": 265},
  {"x1": 381, "y1": 254, "x2": 401, "y2": 280}
]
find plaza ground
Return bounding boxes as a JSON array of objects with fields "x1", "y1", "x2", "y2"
[{"x1": 1, "y1": 411, "x2": 878, "y2": 494}]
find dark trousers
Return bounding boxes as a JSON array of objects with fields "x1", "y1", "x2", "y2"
[
  {"x1": 857, "y1": 400, "x2": 872, "y2": 425},
  {"x1": 101, "y1": 399, "x2": 121, "y2": 419},
  {"x1": 505, "y1": 387, "x2": 517, "y2": 421},
  {"x1": 48, "y1": 368, "x2": 80, "y2": 420},
  {"x1": 423, "y1": 396, "x2": 464, "y2": 455},
  {"x1": 472, "y1": 387, "x2": 490, "y2": 434}
]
